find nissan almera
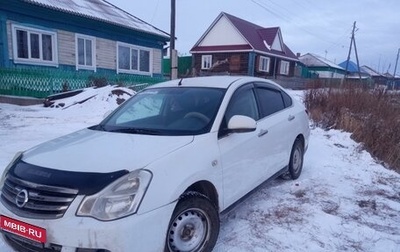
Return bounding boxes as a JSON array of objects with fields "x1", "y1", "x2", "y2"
[{"x1": 0, "y1": 76, "x2": 310, "y2": 252}]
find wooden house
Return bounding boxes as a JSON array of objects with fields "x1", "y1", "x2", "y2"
[
  {"x1": 190, "y1": 12, "x2": 299, "y2": 78},
  {"x1": 299, "y1": 53, "x2": 346, "y2": 79},
  {"x1": 0, "y1": 0, "x2": 169, "y2": 97},
  {"x1": 361, "y1": 65, "x2": 388, "y2": 86}
]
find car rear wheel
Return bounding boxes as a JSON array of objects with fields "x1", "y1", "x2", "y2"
[
  {"x1": 165, "y1": 192, "x2": 219, "y2": 252},
  {"x1": 288, "y1": 139, "x2": 304, "y2": 180}
]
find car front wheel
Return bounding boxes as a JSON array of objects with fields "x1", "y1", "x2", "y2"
[{"x1": 165, "y1": 192, "x2": 219, "y2": 252}]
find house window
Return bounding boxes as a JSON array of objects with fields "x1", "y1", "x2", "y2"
[
  {"x1": 11, "y1": 24, "x2": 58, "y2": 66},
  {"x1": 280, "y1": 60, "x2": 290, "y2": 75},
  {"x1": 76, "y1": 34, "x2": 96, "y2": 71},
  {"x1": 201, "y1": 55, "x2": 212, "y2": 69},
  {"x1": 259, "y1": 56, "x2": 270, "y2": 72},
  {"x1": 117, "y1": 43, "x2": 152, "y2": 75}
]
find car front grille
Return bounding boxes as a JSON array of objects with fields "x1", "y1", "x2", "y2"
[
  {"x1": 2, "y1": 232, "x2": 62, "y2": 252},
  {"x1": 1, "y1": 174, "x2": 78, "y2": 219},
  {"x1": 2, "y1": 232, "x2": 111, "y2": 252}
]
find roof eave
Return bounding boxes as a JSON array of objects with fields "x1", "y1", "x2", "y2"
[
  {"x1": 190, "y1": 48, "x2": 299, "y2": 62},
  {"x1": 23, "y1": 0, "x2": 170, "y2": 40},
  {"x1": 254, "y1": 49, "x2": 299, "y2": 62},
  {"x1": 190, "y1": 49, "x2": 253, "y2": 54}
]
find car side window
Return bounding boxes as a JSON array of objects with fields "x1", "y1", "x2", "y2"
[
  {"x1": 225, "y1": 86, "x2": 258, "y2": 122},
  {"x1": 255, "y1": 87, "x2": 286, "y2": 118},
  {"x1": 219, "y1": 85, "x2": 258, "y2": 138},
  {"x1": 282, "y1": 91, "x2": 293, "y2": 107}
]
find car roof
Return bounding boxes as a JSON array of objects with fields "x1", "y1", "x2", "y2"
[{"x1": 147, "y1": 76, "x2": 282, "y2": 90}]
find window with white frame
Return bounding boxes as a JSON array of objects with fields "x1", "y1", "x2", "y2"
[
  {"x1": 76, "y1": 34, "x2": 96, "y2": 71},
  {"x1": 11, "y1": 24, "x2": 58, "y2": 66},
  {"x1": 280, "y1": 60, "x2": 290, "y2": 75},
  {"x1": 201, "y1": 55, "x2": 212, "y2": 69},
  {"x1": 117, "y1": 43, "x2": 152, "y2": 74},
  {"x1": 259, "y1": 56, "x2": 270, "y2": 72}
]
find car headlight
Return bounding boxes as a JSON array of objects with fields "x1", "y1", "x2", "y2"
[
  {"x1": 77, "y1": 169, "x2": 152, "y2": 221},
  {"x1": 0, "y1": 152, "x2": 23, "y2": 190}
]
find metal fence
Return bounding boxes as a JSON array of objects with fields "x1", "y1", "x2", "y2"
[{"x1": 0, "y1": 67, "x2": 167, "y2": 98}]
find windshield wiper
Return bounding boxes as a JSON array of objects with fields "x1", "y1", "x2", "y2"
[
  {"x1": 109, "y1": 127, "x2": 162, "y2": 135},
  {"x1": 89, "y1": 124, "x2": 106, "y2": 131}
]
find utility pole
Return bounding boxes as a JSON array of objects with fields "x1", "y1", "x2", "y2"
[
  {"x1": 344, "y1": 21, "x2": 362, "y2": 82},
  {"x1": 344, "y1": 22, "x2": 354, "y2": 78},
  {"x1": 392, "y1": 48, "x2": 400, "y2": 89},
  {"x1": 352, "y1": 27, "x2": 362, "y2": 81},
  {"x1": 170, "y1": 0, "x2": 178, "y2": 80}
]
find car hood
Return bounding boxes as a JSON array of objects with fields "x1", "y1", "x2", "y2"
[{"x1": 22, "y1": 128, "x2": 194, "y2": 173}]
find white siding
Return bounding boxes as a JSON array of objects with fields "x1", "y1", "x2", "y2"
[
  {"x1": 316, "y1": 71, "x2": 345, "y2": 79},
  {"x1": 152, "y1": 48, "x2": 162, "y2": 74},
  {"x1": 271, "y1": 34, "x2": 283, "y2": 51},
  {"x1": 200, "y1": 16, "x2": 247, "y2": 46},
  {"x1": 6, "y1": 21, "x2": 12, "y2": 59},
  {"x1": 97, "y1": 38, "x2": 116, "y2": 70},
  {"x1": 58, "y1": 30, "x2": 75, "y2": 66}
]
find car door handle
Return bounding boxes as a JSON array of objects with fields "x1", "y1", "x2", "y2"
[
  {"x1": 288, "y1": 115, "x2": 295, "y2": 121},
  {"x1": 258, "y1": 129, "x2": 269, "y2": 137}
]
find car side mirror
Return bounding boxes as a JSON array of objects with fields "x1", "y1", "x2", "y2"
[{"x1": 227, "y1": 115, "x2": 256, "y2": 133}]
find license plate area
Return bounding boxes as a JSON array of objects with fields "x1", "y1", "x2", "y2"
[
  {"x1": 3, "y1": 231, "x2": 44, "y2": 249},
  {"x1": 0, "y1": 215, "x2": 46, "y2": 244}
]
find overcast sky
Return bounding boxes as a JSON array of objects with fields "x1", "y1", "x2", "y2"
[{"x1": 108, "y1": 0, "x2": 400, "y2": 75}]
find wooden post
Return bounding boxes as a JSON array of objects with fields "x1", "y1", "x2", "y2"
[
  {"x1": 392, "y1": 48, "x2": 400, "y2": 89},
  {"x1": 170, "y1": 0, "x2": 178, "y2": 80}
]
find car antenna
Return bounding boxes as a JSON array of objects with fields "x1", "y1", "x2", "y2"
[{"x1": 178, "y1": 78, "x2": 183, "y2": 86}]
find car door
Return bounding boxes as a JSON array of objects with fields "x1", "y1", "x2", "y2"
[
  {"x1": 218, "y1": 83, "x2": 272, "y2": 208},
  {"x1": 253, "y1": 82, "x2": 296, "y2": 174}
]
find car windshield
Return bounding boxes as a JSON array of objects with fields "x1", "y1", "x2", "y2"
[{"x1": 94, "y1": 87, "x2": 226, "y2": 136}]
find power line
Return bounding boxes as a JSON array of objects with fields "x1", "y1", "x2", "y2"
[
  {"x1": 250, "y1": 0, "x2": 291, "y2": 22},
  {"x1": 150, "y1": 0, "x2": 161, "y2": 23},
  {"x1": 288, "y1": 0, "x2": 349, "y2": 27},
  {"x1": 250, "y1": 0, "x2": 350, "y2": 49},
  {"x1": 286, "y1": 0, "x2": 309, "y2": 11},
  {"x1": 264, "y1": 0, "x2": 295, "y2": 21},
  {"x1": 326, "y1": 27, "x2": 353, "y2": 52}
]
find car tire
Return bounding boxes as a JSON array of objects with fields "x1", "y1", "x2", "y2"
[
  {"x1": 165, "y1": 192, "x2": 219, "y2": 252},
  {"x1": 287, "y1": 139, "x2": 304, "y2": 180}
]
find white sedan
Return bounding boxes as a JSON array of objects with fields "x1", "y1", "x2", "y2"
[{"x1": 0, "y1": 76, "x2": 310, "y2": 252}]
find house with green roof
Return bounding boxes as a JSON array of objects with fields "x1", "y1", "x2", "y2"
[
  {"x1": 299, "y1": 53, "x2": 345, "y2": 79},
  {"x1": 0, "y1": 0, "x2": 170, "y2": 97}
]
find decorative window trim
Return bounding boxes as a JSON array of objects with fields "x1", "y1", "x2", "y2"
[
  {"x1": 75, "y1": 34, "x2": 96, "y2": 71},
  {"x1": 116, "y1": 42, "x2": 153, "y2": 75},
  {"x1": 11, "y1": 24, "x2": 58, "y2": 67},
  {"x1": 280, "y1": 60, "x2": 290, "y2": 75},
  {"x1": 259, "y1": 56, "x2": 270, "y2": 72},
  {"x1": 201, "y1": 55, "x2": 212, "y2": 70}
]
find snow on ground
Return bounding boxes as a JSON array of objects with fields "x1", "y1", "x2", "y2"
[{"x1": 0, "y1": 88, "x2": 399, "y2": 252}]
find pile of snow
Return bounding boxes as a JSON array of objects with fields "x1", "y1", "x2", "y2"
[
  {"x1": 45, "y1": 85, "x2": 135, "y2": 109},
  {"x1": 0, "y1": 89, "x2": 399, "y2": 252}
]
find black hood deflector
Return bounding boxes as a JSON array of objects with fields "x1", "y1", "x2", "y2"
[{"x1": 9, "y1": 161, "x2": 129, "y2": 195}]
